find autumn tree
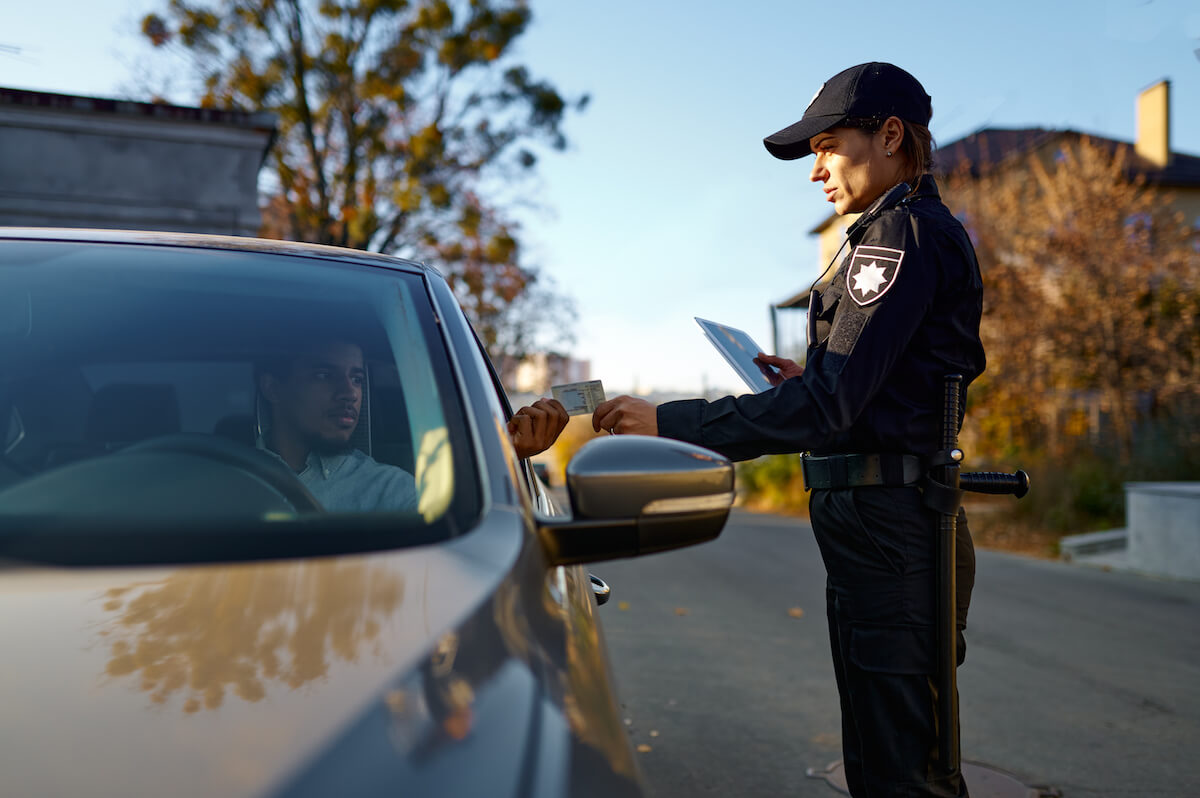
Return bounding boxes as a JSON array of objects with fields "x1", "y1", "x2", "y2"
[
  {"x1": 944, "y1": 137, "x2": 1200, "y2": 465},
  {"x1": 140, "y1": 0, "x2": 586, "y2": 357}
]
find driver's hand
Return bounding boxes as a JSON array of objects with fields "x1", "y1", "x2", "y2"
[{"x1": 508, "y1": 398, "x2": 569, "y2": 459}]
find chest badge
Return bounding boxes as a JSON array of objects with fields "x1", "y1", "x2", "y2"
[{"x1": 846, "y1": 245, "x2": 904, "y2": 306}]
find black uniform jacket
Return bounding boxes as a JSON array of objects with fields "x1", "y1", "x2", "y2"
[{"x1": 658, "y1": 175, "x2": 985, "y2": 462}]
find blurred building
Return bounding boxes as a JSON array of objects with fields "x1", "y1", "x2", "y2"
[
  {"x1": 0, "y1": 87, "x2": 276, "y2": 235},
  {"x1": 498, "y1": 352, "x2": 591, "y2": 395},
  {"x1": 771, "y1": 79, "x2": 1200, "y2": 354}
]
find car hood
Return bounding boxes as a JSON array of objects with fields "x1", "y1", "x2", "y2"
[{"x1": 0, "y1": 511, "x2": 539, "y2": 798}]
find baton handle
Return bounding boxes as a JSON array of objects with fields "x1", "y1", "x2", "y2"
[
  {"x1": 959, "y1": 470, "x2": 1030, "y2": 498},
  {"x1": 941, "y1": 375, "x2": 962, "y2": 452}
]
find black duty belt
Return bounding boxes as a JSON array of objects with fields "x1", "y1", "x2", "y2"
[{"x1": 800, "y1": 453, "x2": 923, "y2": 491}]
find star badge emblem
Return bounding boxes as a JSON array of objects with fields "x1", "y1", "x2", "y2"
[
  {"x1": 852, "y1": 261, "x2": 888, "y2": 296},
  {"x1": 845, "y1": 245, "x2": 905, "y2": 306}
]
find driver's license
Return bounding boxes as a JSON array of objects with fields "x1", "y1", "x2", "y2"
[{"x1": 551, "y1": 380, "x2": 606, "y2": 416}]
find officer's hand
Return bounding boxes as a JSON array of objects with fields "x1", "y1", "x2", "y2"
[
  {"x1": 592, "y1": 396, "x2": 658, "y2": 436},
  {"x1": 754, "y1": 352, "x2": 804, "y2": 387},
  {"x1": 508, "y1": 398, "x2": 569, "y2": 459}
]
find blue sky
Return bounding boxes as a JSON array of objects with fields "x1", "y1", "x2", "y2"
[{"x1": 4, "y1": 0, "x2": 1199, "y2": 395}]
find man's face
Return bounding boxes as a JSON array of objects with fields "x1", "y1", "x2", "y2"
[
  {"x1": 264, "y1": 341, "x2": 365, "y2": 454},
  {"x1": 808, "y1": 126, "x2": 892, "y2": 215}
]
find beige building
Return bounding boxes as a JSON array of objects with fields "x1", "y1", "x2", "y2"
[{"x1": 772, "y1": 79, "x2": 1200, "y2": 354}]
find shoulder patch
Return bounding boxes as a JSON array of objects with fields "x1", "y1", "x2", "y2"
[{"x1": 846, "y1": 244, "x2": 904, "y2": 306}]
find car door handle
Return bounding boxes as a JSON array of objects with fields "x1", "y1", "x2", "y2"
[{"x1": 588, "y1": 573, "x2": 611, "y2": 606}]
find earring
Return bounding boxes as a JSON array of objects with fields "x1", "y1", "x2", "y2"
[{"x1": 886, "y1": 151, "x2": 892, "y2": 157}]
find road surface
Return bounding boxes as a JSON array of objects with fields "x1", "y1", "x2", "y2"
[{"x1": 595, "y1": 509, "x2": 1200, "y2": 797}]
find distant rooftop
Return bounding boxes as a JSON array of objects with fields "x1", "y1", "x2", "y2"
[
  {"x1": 0, "y1": 87, "x2": 275, "y2": 130},
  {"x1": 933, "y1": 126, "x2": 1200, "y2": 186}
]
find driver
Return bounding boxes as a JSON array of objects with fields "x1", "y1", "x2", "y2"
[{"x1": 257, "y1": 339, "x2": 566, "y2": 512}]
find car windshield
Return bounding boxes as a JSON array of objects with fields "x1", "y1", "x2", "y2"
[{"x1": 0, "y1": 240, "x2": 478, "y2": 561}]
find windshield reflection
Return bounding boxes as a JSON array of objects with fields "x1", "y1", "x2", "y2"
[{"x1": 98, "y1": 560, "x2": 404, "y2": 712}]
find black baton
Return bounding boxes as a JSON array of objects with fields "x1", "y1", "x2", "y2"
[
  {"x1": 935, "y1": 374, "x2": 963, "y2": 775},
  {"x1": 930, "y1": 376, "x2": 1031, "y2": 776}
]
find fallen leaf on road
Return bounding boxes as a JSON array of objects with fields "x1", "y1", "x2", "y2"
[
  {"x1": 617, "y1": 601, "x2": 630, "y2": 611},
  {"x1": 811, "y1": 731, "x2": 840, "y2": 748},
  {"x1": 637, "y1": 744, "x2": 653, "y2": 753},
  {"x1": 674, "y1": 607, "x2": 689, "y2": 616},
  {"x1": 788, "y1": 607, "x2": 805, "y2": 619}
]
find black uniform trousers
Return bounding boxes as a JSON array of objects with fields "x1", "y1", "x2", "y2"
[{"x1": 809, "y1": 484, "x2": 975, "y2": 798}]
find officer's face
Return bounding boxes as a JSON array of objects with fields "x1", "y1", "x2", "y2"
[
  {"x1": 262, "y1": 341, "x2": 365, "y2": 453},
  {"x1": 808, "y1": 126, "x2": 896, "y2": 215}
]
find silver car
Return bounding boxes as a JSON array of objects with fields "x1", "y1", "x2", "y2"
[{"x1": 0, "y1": 229, "x2": 733, "y2": 797}]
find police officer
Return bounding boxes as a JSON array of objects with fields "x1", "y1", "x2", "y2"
[{"x1": 592, "y1": 62, "x2": 984, "y2": 797}]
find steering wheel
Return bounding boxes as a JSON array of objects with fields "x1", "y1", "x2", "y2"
[{"x1": 125, "y1": 433, "x2": 323, "y2": 512}]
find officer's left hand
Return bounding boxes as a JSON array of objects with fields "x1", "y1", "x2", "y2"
[
  {"x1": 508, "y1": 398, "x2": 569, "y2": 459},
  {"x1": 592, "y1": 396, "x2": 657, "y2": 436},
  {"x1": 754, "y1": 352, "x2": 804, "y2": 387}
]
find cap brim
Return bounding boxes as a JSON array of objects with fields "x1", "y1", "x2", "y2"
[{"x1": 763, "y1": 113, "x2": 845, "y2": 160}]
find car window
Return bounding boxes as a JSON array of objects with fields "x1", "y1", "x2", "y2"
[{"x1": 0, "y1": 240, "x2": 479, "y2": 550}]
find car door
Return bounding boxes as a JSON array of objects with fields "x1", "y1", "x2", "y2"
[{"x1": 464, "y1": 328, "x2": 643, "y2": 788}]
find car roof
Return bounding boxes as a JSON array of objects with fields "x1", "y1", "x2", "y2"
[{"x1": 0, "y1": 227, "x2": 432, "y2": 276}]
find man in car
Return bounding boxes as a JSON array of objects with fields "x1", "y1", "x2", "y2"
[{"x1": 257, "y1": 339, "x2": 567, "y2": 512}]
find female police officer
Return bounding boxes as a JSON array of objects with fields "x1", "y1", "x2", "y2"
[{"x1": 592, "y1": 62, "x2": 984, "y2": 797}]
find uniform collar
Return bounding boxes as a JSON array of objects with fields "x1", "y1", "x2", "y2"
[
  {"x1": 845, "y1": 174, "x2": 940, "y2": 242},
  {"x1": 908, "y1": 173, "x2": 940, "y2": 200}
]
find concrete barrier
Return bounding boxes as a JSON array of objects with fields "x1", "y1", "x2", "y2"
[
  {"x1": 1126, "y1": 482, "x2": 1200, "y2": 581},
  {"x1": 1059, "y1": 528, "x2": 1127, "y2": 561}
]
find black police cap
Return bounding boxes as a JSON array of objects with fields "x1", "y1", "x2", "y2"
[{"x1": 764, "y1": 62, "x2": 932, "y2": 160}]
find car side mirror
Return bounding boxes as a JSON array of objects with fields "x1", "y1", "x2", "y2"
[{"x1": 537, "y1": 435, "x2": 733, "y2": 566}]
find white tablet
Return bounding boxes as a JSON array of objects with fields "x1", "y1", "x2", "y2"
[{"x1": 694, "y1": 317, "x2": 776, "y2": 393}]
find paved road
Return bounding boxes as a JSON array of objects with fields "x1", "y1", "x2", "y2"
[{"x1": 593, "y1": 508, "x2": 1200, "y2": 798}]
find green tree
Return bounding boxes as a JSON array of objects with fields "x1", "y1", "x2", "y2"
[{"x1": 141, "y1": 0, "x2": 586, "y2": 357}]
